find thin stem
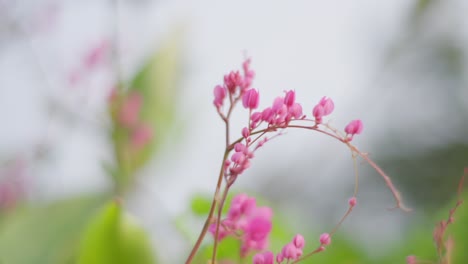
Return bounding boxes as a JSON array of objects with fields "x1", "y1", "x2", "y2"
[
  {"x1": 211, "y1": 184, "x2": 230, "y2": 263},
  {"x1": 185, "y1": 150, "x2": 229, "y2": 264}
]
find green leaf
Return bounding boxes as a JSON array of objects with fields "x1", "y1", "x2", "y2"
[
  {"x1": 77, "y1": 200, "x2": 156, "y2": 264},
  {"x1": 190, "y1": 194, "x2": 212, "y2": 216},
  {"x1": 0, "y1": 195, "x2": 105, "y2": 264}
]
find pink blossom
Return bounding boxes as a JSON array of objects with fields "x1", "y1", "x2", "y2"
[
  {"x1": 130, "y1": 123, "x2": 153, "y2": 149},
  {"x1": 348, "y1": 197, "x2": 357, "y2": 207},
  {"x1": 210, "y1": 194, "x2": 273, "y2": 257},
  {"x1": 406, "y1": 255, "x2": 417, "y2": 264},
  {"x1": 312, "y1": 96, "x2": 334, "y2": 123},
  {"x1": 288, "y1": 103, "x2": 303, "y2": 119},
  {"x1": 272, "y1": 97, "x2": 284, "y2": 114},
  {"x1": 242, "y1": 58, "x2": 255, "y2": 90},
  {"x1": 284, "y1": 90, "x2": 296, "y2": 107},
  {"x1": 118, "y1": 92, "x2": 142, "y2": 128},
  {"x1": 213, "y1": 85, "x2": 227, "y2": 108},
  {"x1": 253, "y1": 251, "x2": 274, "y2": 264},
  {"x1": 319, "y1": 233, "x2": 331, "y2": 246},
  {"x1": 293, "y1": 234, "x2": 305, "y2": 249},
  {"x1": 242, "y1": 89, "x2": 260, "y2": 110},
  {"x1": 344, "y1": 119, "x2": 364, "y2": 140},
  {"x1": 231, "y1": 152, "x2": 246, "y2": 164},
  {"x1": 242, "y1": 127, "x2": 250, "y2": 138},
  {"x1": 224, "y1": 71, "x2": 244, "y2": 94}
]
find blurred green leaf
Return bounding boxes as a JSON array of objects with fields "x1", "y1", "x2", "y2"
[
  {"x1": 190, "y1": 194, "x2": 212, "y2": 216},
  {"x1": 77, "y1": 200, "x2": 156, "y2": 264},
  {"x1": 0, "y1": 195, "x2": 105, "y2": 264}
]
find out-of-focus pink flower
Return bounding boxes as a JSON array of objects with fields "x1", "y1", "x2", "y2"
[
  {"x1": 209, "y1": 194, "x2": 273, "y2": 257},
  {"x1": 242, "y1": 89, "x2": 259, "y2": 110},
  {"x1": 253, "y1": 251, "x2": 274, "y2": 264},
  {"x1": 118, "y1": 92, "x2": 142, "y2": 128},
  {"x1": 348, "y1": 197, "x2": 357, "y2": 207},
  {"x1": 319, "y1": 233, "x2": 331, "y2": 246},
  {"x1": 130, "y1": 123, "x2": 153, "y2": 149},
  {"x1": 293, "y1": 234, "x2": 305, "y2": 249},
  {"x1": 224, "y1": 71, "x2": 244, "y2": 94},
  {"x1": 213, "y1": 85, "x2": 227, "y2": 109},
  {"x1": 83, "y1": 40, "x2": 110, "y2": 70},
  {"x1": 406, "y1": 255, "x2": 417, "y2": 264}
]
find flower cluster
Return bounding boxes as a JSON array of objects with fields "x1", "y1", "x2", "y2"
[
  {"x1": 209, "y1": 193, "x2": 273, "y2": 257},
  {"x1": 185, "y1": 58, "x2": 408, "y2": 264},
  {"x1": 252, "y1": 232, "x2": 333, "y2": 264}
]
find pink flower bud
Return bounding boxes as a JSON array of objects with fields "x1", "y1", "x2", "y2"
[
  {"x1": 289, "y1": 103, "x2": 303, "y2": 119},
  {"x1": 272, "y1": 97, "x2": 284, "y2": 114},
  {"x1": 406, "y1": 255, "x2": 417, "y2": 264},
  {"x1": 261, "y1": 107, "x2": 274, "y2": 123},
  {"x1": 242, "y1": 89, "x2": 259, "y2": 109},
  {"x1": 319, "y1": 233, "x2": 331, "y2": 246},
  {"x1": 276, "y1": 253, "x2": 284, "y2": 263},
  {"x1": 130, "y1": 123, "x2": 153, "y2": 149},
  {"x1": 312, "y1": 104, "x2": 324, "y2": 122},
  {"x1": 231, "y1": 152, "x2": 246, "y2": 164},
  {"x1": 234, "y1": 143, "x2": 246, "y2": 152},
  {"x1": 318, "y1": 96, "x2": 334, "y2": 115},
  {"x1": 284, "y1": 90, "x2": 296, "y2": 107},
  {"x1": 293, "y1": 234, "x2": 305, "y2": 249},
  {"x1": 348, "y1": 197, "x2": 357, "y2": 207},
  {"x1": 344, "y1": 119, "x2": 364, "y2": 138},
  {"x1": 224, "y1": 71, "x2": 243, "y2": 94},
  {"x1": 118, "y1": 92, "x2": 142, "y2": 128},
  {"x1": 213, "y1": 85, "x2": 226, "y2": 108},
  {"x1": 242, "y1": 127, "x2": 250, "y2": 138}
]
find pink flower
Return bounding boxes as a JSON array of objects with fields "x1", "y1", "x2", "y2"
[
  {"x1": 319, "y1": 233, "x2": 331, "y2": 246},
  {"x1": 224, "y1": 71, "x2": 244, "y2": 94},
  {"x1": 288, "y1": 103, "x2": 303, "y2": 119},
  {"x1": 284, "y1": 90, "x2": 296, "y2": 107},
  {"x1": 406, "y1": 255, "x2": 417, "y2": 264},
  {"x1": 213, "y1": 85, "x2": 227, "y2": 108},
  {"x1": 243, "y1": 89, "x2": 259, "y2": 110},
  {"x1": 348, "y1": 197, "x2": 357, "y2": 207},
  {"x1": 344, "y1": 119, "x2": 363, "y2": 140},
  {"x1": 312, "y1": 96, "x2": 334, "y2": 123},
  {"x1": 253, "y1": 251, "x2": 274, "y2": 264},
  {"x1": 293, "y1": 234, "x2": 305, "y2": 249},
  {"x1": 130, "y1": 123, "x2": 153, "y2": 149},
  {"x1": 118, "y1": 92, "x2": 142, "y2": 128}
]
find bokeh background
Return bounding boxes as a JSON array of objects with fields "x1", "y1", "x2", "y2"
[{"x1": 1, "y1": 0, "x2": 467, "y2": 263}]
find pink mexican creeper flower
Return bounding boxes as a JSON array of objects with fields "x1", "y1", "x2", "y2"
[
  {"x1": 406, "y1": 255, "x2": 417, "y2": 264},
  {"x1": 118, "y1": 92, "x2": 142, "y2": 128},
  {"x1": 242, "y1": 89, "x2": 260, "y2": 110},
  {"x1": 312, "y1": 96, "x2": 334, "y2": 123},
  {"x1": 271, "y1": 234, "x2": 306, "y2": 263},
  {"x1": 344, "y1": 119, "x2": 363, "y2": 141},
  {"x1": 209, "y1": 193, "x2": 273, "y2": 257},
  {"x1": 213, "y1": 85, "x2": 227, "y2": 109},
  {"x1": 130, "y1": 123, "x2": 153, "y2": 149},
  {"x1": 319, "y1": 233, "x2": 331, "y2": 246},
  {"x1": 253, "y1": 251, "x2": 274, "y2": 264}
]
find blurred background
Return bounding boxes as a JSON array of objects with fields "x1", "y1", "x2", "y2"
[{"x1": 0, "y1": 0, "x2": 467, "y2": 263}]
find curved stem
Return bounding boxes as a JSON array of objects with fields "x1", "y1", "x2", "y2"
[
  {"x1": 185, "y1": 151, "x2": 229, "y2": 264},
  {"x1": 211, "y1": 184, "x2": 230, "y2": 263}
]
